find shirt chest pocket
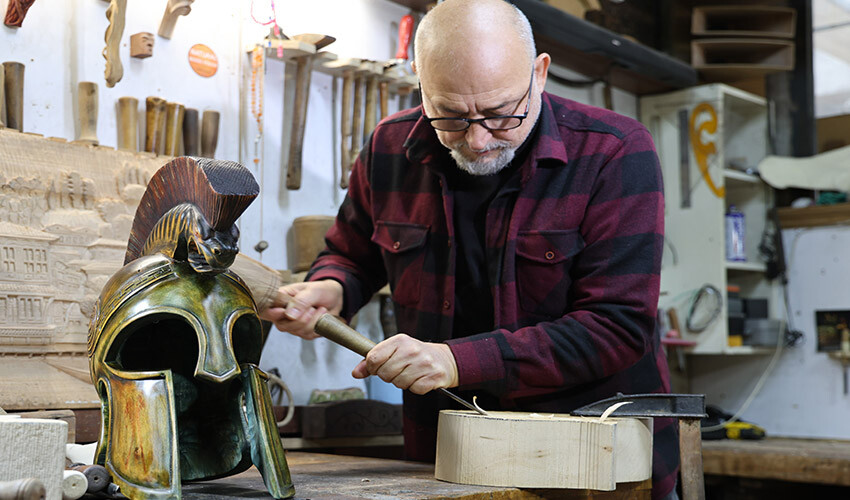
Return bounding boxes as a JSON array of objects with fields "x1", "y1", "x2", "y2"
[
  {"x1": 516, "y1": 229, "x2": 585, "y2": 317},
  {"x1": 371, "y1": 221, "x2": 430, "y2": 306}
]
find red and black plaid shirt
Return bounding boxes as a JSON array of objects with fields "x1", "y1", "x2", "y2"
[{"x1": 307, "y1": 92, "x2": 677, "y2": 499}]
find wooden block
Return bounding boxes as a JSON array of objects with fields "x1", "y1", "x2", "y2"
[
  {"x1": 129, "y1": 32, "x2": 154, "y2": 59},
  {"x1": 435, "y1": 410, "x2": 652, "y2": 490},
  {"x1": 0, "y1": 416, "x2": 67, "y2": 500},
  {"x1": 300, "y1": 400, "x2": 402, "y2": 439}
]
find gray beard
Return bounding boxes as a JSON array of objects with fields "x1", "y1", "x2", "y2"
[{"x1": 449, "y1": 142, "x2": 518, "y2": 176}]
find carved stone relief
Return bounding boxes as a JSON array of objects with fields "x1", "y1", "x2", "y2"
[{"x1": 0, "y1": 130, "x2": 163, "y2": 409}]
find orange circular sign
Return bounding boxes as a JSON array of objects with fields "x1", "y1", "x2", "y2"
[{"x1": 188, "y1": 44, "x2": 218, "y2": 77}]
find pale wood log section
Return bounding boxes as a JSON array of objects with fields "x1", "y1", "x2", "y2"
[
  {"x1": 702, "y1": 437, "x2": 850, "y2": 486},
  {"x1": 116, "y1": 96, "x2": 138, "y2": 151},
  {"x1": 200, "y1": 109, "x2": 220, "y2": 158},
  {"x1": 144, "y1": 96, "x2": 167, "y2": 154},
  {"x1": 75, "y1": 82, "x2": 98, "y2": 145},
  {"x1": 435, "y1": 410, "x2": 653, "y2": 490},
  {"x1": 163, "y1": 101, "x2": 185, "y2": 156},
  {"x1": 103, "y1": 0, "x2": 126, "y2": 88},
  {"x1": 3, "y1": 62, "x2": 24, "y2": 132}
]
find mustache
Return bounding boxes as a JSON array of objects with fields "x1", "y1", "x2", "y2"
[{"x1": 449, "y1": 139, "x2": 513, "y2": 153}]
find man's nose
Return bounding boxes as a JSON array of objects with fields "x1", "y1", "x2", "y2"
[{"x1": 465, "y1": 122, "x2": 492, "y2": 151}]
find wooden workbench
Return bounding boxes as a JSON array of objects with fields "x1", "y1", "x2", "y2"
[
  {"x1": 702, "y1": 437, "x2": 850, "y2": 486},
  {"x1": 181, "y1": 452, "x2": 651, "y2": 499}
]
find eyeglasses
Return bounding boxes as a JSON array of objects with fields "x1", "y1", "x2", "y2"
[{"x1": 420, "y1": 70, "x2": 534, "y2": 132}]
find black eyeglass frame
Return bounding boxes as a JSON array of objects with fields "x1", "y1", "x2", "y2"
[{"x1": 420, "y1": 69, "x2": 535, "y2": 132}]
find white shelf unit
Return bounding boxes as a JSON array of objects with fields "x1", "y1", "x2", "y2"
[{"x1": 641, "y1": 83, "x2": 782, "y2": 354}]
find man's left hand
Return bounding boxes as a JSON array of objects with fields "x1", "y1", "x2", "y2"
[{"x1": 351, "y1": 334, "x2": 459, "y2": 394}]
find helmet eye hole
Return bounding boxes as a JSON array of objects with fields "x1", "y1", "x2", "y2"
[{"x1": 107, "y1": 314, "x2": 199, "y2": 375}]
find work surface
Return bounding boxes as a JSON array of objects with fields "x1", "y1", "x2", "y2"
[
  {"x1": 702, "y1": 437, "x2": 850, "y2": 486},
  {"x1": 181, "y1": 452, "x2": 651, "y2": 499}
]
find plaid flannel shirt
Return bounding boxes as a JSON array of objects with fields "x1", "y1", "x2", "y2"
[{"x1": 306, "y1": 92, "x2": 677, "y2": 499}]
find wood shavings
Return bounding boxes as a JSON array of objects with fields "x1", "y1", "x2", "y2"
[{"x1": 599, "y1": 401, "x2": 632, "y2": 422}]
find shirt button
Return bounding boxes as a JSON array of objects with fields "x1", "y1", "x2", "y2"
[
  {"x1": 447, "y1": 237, "x2": 451, "y2": 247},
  {"x1": 443, "y1": 300, "x2": 451, "y2": 310},
  {"x1": 545, "y1": 250, "x2": 555, "y2": 260},
  {"x1": 393, "y1": 241, "x2": 400, "y2": 250}
]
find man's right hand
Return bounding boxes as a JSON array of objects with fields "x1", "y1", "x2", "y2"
[{"x1": 258, "y1": 280, "x2": 344, "y2": 339}]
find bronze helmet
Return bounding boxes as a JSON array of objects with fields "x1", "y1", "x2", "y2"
[{"x1": 88, "y1": 157, "x2": 294, "y2": 499}]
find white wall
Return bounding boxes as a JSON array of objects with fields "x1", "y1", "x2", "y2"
[
  {"x1": 1, "y1": 0, "x2": 639, "y2": 405},
  {"x1": 689, "y1": 227, "x2": 850, "y2": 439}
]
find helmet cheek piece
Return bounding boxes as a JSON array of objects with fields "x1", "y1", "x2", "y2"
[{"x1": 89, "y1": 255, "x2": 294, "y2": 499}]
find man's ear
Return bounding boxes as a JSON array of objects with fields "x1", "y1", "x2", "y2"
[
  {"x1": 534, "y1": 53, "x2": 551, "y2": 92},
  {"x1": 411, "y1": 60, "x2": 418, "y2": 74}
]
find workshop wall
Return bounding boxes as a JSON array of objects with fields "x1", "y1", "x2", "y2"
[
  {"x1": 0, "y1": 0, "x2": 638, "y2": 405},
  {"x1": 689, "y1": 227, "x2": 850, "y2": 439}
]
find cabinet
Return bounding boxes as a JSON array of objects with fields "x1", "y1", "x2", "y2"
[{"x1": 640, "y1": 84, "x2": 782, "y2": 354}]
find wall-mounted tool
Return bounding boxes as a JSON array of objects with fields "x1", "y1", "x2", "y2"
[
  {"x1": 103, "y1": 0, "x2": 126, "y2": 88},
  {"x1": 322, "y1": 58, "x2": 361, "y2": 189},
  {"x1": 363, "y1": 61, "x2": 381, "y2": 138},
  {"x1": 284, "y1": 34, "x2": 336, "y2": 190},
  {"x1": 3, "y1": 62, "x2": 24, "y2": 132},
  {"x1": 75, "y1": 82, "x2": 98, "y2": 145},
  {"x1": 158, "y1": 0, "x2": 194, "y2": 39},
  {"x1": 3, "y1": 0, "x2": 36, "y2": 28},
  {"x1": 116, "y1": 96, "x2": 138, "y2": 151},
  {"x1": 130, "y1": 32, "x2": 154, "y2": 59}
]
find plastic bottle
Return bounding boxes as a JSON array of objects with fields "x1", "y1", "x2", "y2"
[{"x1": 725, "y1": 205, "x2": 745, "y2": 262}]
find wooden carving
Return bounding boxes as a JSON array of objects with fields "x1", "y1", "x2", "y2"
[
  {"x1": 3, "y1": 0, "x2": 36, "y2": 28},
  {"x1": 129, "y1": 32, "x2": 154, "y2": 59},
  {"x1": 0, "y1": 128, "x2": 164, "y2": 411},
  {"x1": 76, "y1": 82, "x2": 98, "y2": 146},
  {"x1": 158, "y1": 0, "x2": 194, "y2": 39},
  {"x1": 103, "y1": 0, "x2": 126, "y2": 88}
]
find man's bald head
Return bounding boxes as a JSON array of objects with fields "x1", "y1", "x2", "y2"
[{"x1": 413, "y1": 0, "x2": 536, "y2": 78}]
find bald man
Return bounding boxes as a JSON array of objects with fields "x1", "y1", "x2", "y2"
[{"x1": 261, "y1": 1, "x2": 677, "y2": 498}]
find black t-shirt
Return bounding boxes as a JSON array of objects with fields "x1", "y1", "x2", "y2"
[{"x1": 447, "y1": 123, "x2": 538, "y2": 338}]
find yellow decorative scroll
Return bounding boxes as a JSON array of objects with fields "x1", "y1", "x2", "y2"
[{"x1": 689, "y1": 102, "x2": 724, "y2": 198}]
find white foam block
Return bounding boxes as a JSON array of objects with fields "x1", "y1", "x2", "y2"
[{"x1": 0, "y1": 416, "x2": 67, "y2": 500}]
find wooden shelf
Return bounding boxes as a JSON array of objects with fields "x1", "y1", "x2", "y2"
[
  {"x1": 692, "y1": 6, "x2": 796, "y2": 39},
  {"x1": 724, "y1": 169, "x2": 760, "y2": 183},
  {"x1": 386, "y1": 0, "x2": 696, "y2": 96},
  {"x1": 726, "y1": 261, "x2": 767, "y2": 273}
]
